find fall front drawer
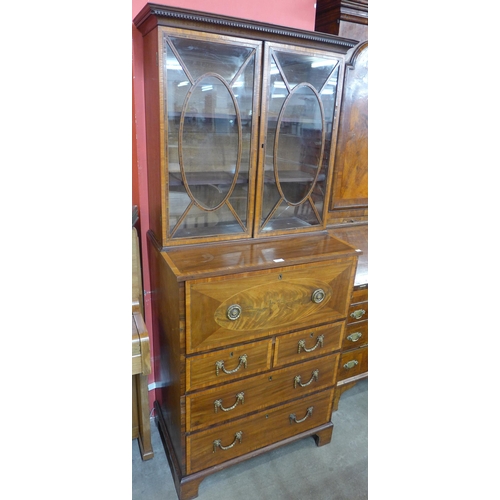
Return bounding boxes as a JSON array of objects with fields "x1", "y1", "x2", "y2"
[
  {"x1": 186, "y1": 389, "x2": 333, "y2": 474},
  {"x1": 186, "y1": 353, "x2": 339, "y2": 431},
  {"x1": 185, "y1": 258, "x2": 354, "y2": 353}
]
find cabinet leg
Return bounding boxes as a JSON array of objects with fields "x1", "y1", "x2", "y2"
[{"x1": 313, "y1": 422, "x2": 333, "y2": 447}]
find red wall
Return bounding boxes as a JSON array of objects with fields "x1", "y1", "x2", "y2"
[{"x1": 132, "y1": 0, "x2": 317, "y2": 410}]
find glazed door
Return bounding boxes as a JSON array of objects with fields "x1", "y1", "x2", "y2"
[
  {"x1": 254, "y1": 42, "x2": 344, "y2": 237},
  {"x1": 161, "y1": 29, "x2": 262, "y2": 244}
]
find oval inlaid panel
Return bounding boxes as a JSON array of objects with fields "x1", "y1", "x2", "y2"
[
  {"x1": 214, "y1": 279, "x2": 332, "y2": 331},
  {"x1": 275, "y1": 84, "x2": 324, "y2": 204},
  {"x1": 180, "y1": 74, "x2": 241, "y2": 210}
]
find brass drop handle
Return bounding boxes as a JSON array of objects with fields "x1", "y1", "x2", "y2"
[
  {"x1": 343, "y1": 360, "x2": 359, "y2": 369},
  {"x1": 298, "y1": 334, "x2": 324, "y2": 354},
  {"x1": 294, "y1": 369, "x2": 319, "y2": 389},
  {"x1": 214, "y1": 392, "x2": 245, "y2": 413},
  {"x1": 213, "y1": 431, "x2": 243, "y2": 453},
  {"x1": 350, "y1": 309, "x2": 366, "y2": 320},
  {"x1": 215, "y1": 354, "x2": 248, "y2": 376},
  {"x1": 347, "y1": 332, "x2": 363, "y2": 342},
  {"x1": 289, "y1": 406, "x2": 313, "y2": 424},
  {"x1": 311, "y1": 289, "x2": 325, "y2": 304},
  {"x1": 227, "y1": 304, "x2": 242, "y2": 321}
]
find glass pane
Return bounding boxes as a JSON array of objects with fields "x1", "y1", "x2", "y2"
[
  {"x1": 260, "y1": 48, "x2": 340, "y2": 233},
  {"x1": 163, "y1": 34, "x2": 257, "y2": 239}
]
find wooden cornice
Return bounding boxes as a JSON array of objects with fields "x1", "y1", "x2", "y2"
[
  {"x1": 133, "y1": 3, "x2": 358, "y2": 53},
  {"x1": 317, "y1": 0, "x2": 368, "y2": 27}
]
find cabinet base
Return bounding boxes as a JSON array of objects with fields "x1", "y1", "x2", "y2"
[{"x1": 155, "y1": 401, "x2": 334, "y2": 500}]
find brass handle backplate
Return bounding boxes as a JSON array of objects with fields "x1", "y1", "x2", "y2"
[
  {"x1": 347, "y1": 332, "x2": 363, "y2": 342},
  {"x1": 289, "y1": 406, "x2": 313, "y2": 424},
  {"x1": 350, "y1": 309, "x2": 366, "y2": 320},
  {"x1": 298, "y1": 334, "x2": 324, "y2": 354},
  {"x1": 215, "y1": 354, "x2": 248, "y2": 376},
  {"x1": 214, "y1": 392, "x2": 245, "y2": 413},
  {"x1": 294, "y1": 369, "x2": 319, "y2": 389},
  {"x1": 227, "y1": 304, "x2": 242, "y2": 321},
  {"x1": 311, "y1": 289, "x2": 325, "y2": 304},
  {"x1": 343, "y1": 360, "x2": 359, "y2": 370},
  {"x1": 213, "y1": 431, "x2": 243, "y2": 453}
]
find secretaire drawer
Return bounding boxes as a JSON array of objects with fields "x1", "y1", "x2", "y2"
[
  {"x1": 337, "y1": 346, "x2": 368, "y2": 382},
  {"x1": 186, "y1": 353, "x2": 339, "y2": 431},
  {"x1": 186, "y1": 389, "x2": 333, "y2": 474},
  {"x1": 185, "y1": 258, "x2": 355, "y2": 353},
  {"x1": 347, "y1": 301, "x2": 368, "y2": 323},
  {"x1": 186, "y1": 339, "x2": 273, "y2": 392},
  {"x1": 274, "y1": 322, "x2": 343, "y2": 367},
  {"x1": 342, "y1": 321, "x2": 368, "y2": 349}
]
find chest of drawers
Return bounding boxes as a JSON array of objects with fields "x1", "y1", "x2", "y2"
[{"x1": 148, "y1": 231, "x2": 359, "y2": 499}]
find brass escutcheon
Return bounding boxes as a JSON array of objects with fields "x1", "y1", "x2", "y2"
[
  {"x1": 311, "y1": 289, "x2": 325, "y2": 304},
  {"x1": 227, "y1": 304, "x2": 242, "y2": 321}
]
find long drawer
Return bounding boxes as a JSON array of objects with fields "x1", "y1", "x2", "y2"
[
  {"x1": 186, "y1": 353, "x2": 339, "y2": 431},
  {"x1": 185, "y1": 259, "x2": 355, "y2": 353},
  {"x1": 186, "y1": 389, "x2": 333, "y2": 474}
]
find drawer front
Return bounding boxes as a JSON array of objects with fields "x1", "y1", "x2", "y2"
[
  {"x1": 351, "y1": 286, "x2": 368, "y2": 304},
  {"x1": 337, "y1": 346, "x2": 368, "y2": 382},
  {"x1": 274, "y1": 323, "x2": 343, "y2": 367},
  {"x1": 342, "y1": 321, "x2": 368, "y2": 349},
  {"x1": 186, "y1": 389, "x2": 333, "y2": 474},
  {"x1": 347, "y1": 301, "x2": 368, "y2": 323},
  {"x1": 186, "y1": 339, "x2": 273, "y2": 392},
  {"x1": 186, "y1": 353, "x2": 339, "y2": 431},
  {"x1": 185, "y1": 258, "x2": 356, "y2": 353}
]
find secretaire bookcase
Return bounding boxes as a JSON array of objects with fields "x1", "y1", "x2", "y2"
[{"x1": 133, "y1": 4, "x2": 363, "y2": 499}]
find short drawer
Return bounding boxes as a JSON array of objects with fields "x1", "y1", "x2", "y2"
[
  {"x1": 185, "y1": 258, "x2": 356, "y2": 353},
  {"x1": 274, "y1": 322, "x2": 343, "y2": 367},
  {"x1": 342, "y1": 321, "x2": 368, "y2": 349},
  {"x1": 351, "y1": 286, "x2": 368, "y2": 304},
  {"x1": 186, "y1": 353, "x2": 339, "y2": 431},
  {"x1": 347, "y1": 301, "x2": 368, "y2": 323},
  {"x1": 186, "y1": 339, "x2": 273, "y2": 392},
  {"x1": 186, "y1": 389, "x2": 333, "y2": 474},
  {"x1": 337, "y1": 346, "x2": 368, "y2": 382}
]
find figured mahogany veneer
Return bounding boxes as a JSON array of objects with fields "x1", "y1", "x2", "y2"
[{"x1": 148, "y1": 231, "x2": 359, "y2": 499}]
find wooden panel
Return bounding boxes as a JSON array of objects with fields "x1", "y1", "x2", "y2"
[
  {"x1": 186, "y1": 259, "x2": 356, "y2": 352},
  {"x1": 342, "y1": 320, "x2": 368, "y2": 349},
  {"x1": 186, "y1": 340, "x2": 273, "y2": 392},
  {"x1": 186, "y1": 389, "x2": 333, "y2": 474},
  {"x1": 329, "y1": 43, "x2": 368, "y2": 213},
  {"x1": 274, "y1": 322, "x2": 343, "y2": 367},
  {"x1": 186, "y1": 353, "x2": 338, "y2": 431},
  {"x1": 337, "y1": 345, "x2": 368, "y2": 381}
]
